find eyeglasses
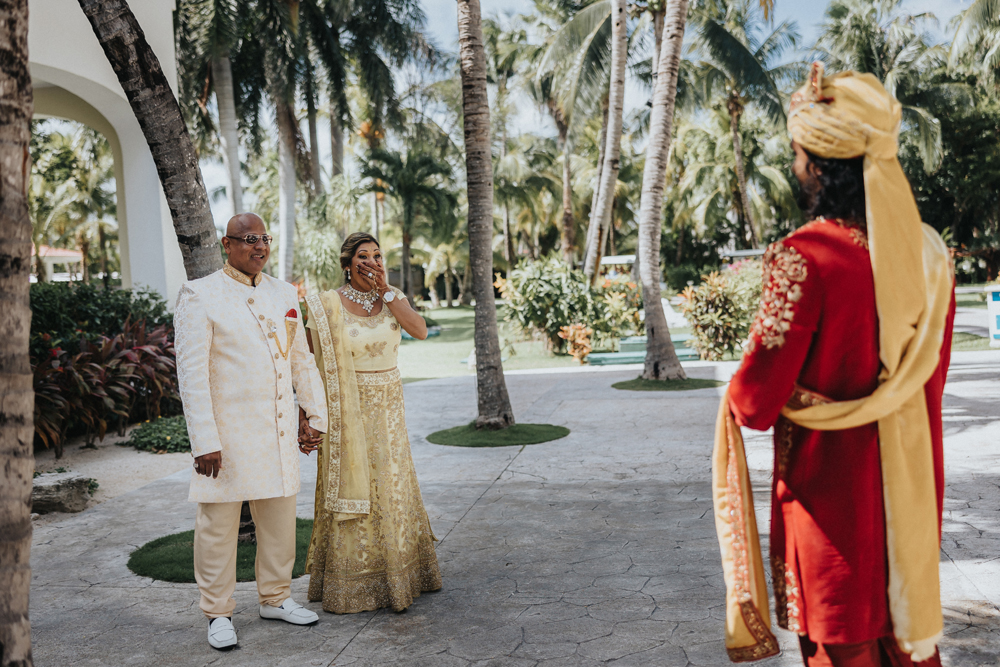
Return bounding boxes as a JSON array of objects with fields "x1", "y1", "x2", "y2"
[{"x1": 226, "y1": 234, "x2": 272, "y2": 246}]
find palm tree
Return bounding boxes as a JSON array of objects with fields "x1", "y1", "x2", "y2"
[
  {"x1": 362, "y1": 148, "x2": 457, "y2": 303},
  {"x1": 950, "y1": 0, "x2": 1000, "y2": 84},
  {"x1": 175, "y1": 0, "x2": 244, "y2": 214},
  {"x1": 457, "y1": 0, "x2": 516, "y2": 429},
  {"x1": 635, "y1": 0, "x2": 690, "y2": 381},
  {"x1": 530, "y1": 0, "x2": 613, "y2": 265},
  {"x1": 582, "y1": 0, "x2": 628, "y2": 283},
  {"x1": 814, "y1": 0, "x2": 951, "y2": 173},
  {"x1": 77, "y1": 0, "x2": 223, "y2": 280},
  {"x1": 690, "y1": 0, "x2": 800, "y2": 248},
  {"x1": 0, "y1": 2, "x2": 35, "y2": 664}
]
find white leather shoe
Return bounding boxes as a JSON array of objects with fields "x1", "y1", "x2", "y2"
[
  {"x1": 259, "y1": 598, "x2": 319, "y2": 626},
  {"x1": 207, "y1": 616, "x2": 237, "y2": 650}
]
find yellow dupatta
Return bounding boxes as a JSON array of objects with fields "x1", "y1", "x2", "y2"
[
  {"x1": 713, "y1": 64, "x2": 952, "y2": 662},
  {"x1": 304, "y1": 290, "x2": 371, "y2": 572}
]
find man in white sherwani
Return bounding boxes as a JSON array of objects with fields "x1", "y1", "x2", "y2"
[{"x1": 174, "y1": 213, "x2": 328, "y2": 650}]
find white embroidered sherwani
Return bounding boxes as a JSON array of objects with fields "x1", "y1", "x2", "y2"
[{"x1": 174, "y1": 263, "x2": 328, "y2": 503}]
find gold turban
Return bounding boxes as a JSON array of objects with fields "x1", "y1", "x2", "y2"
[{"x1": 713, "y1": 62, "x2": 953, "y2": 662}]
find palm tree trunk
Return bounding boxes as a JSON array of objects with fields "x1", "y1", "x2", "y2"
[
  {"x1": 503, "y1": 204, "x2": 515, "y2": 267},
  {"x1": 370, "y1": 192, "x2": 379, "y2": 241},
  {"x1": 727, "y1": 94, "x2": 759, "y2": 249},
  {"x1": 457, "y1": 0, "x2": 515, "y2": 429},
  {"x1": 583, "y1": 96, "x2": 609, "y2": 266},
  {"x1": 558, "y1": 122, "x2": 575, "y2": 266},
  {"x1": 0, "y1": 2, "x2": 35, "y2": 663},
  {"x1": 637, "y1": 0, "x2": 688, "y2": 381},
  {"x1": 583, "y1": 0, "x2": 628, "y2": 284},
  {"x1": 211, "y1": 55, "x2": 243, "y2": 215},
  {"x1": 305, "y1": 70, "x2": 322, "y2": 193},
  {"x1": 79, "y1": 235, "x2": 91, "y2": 283},
  {"x1": 652, "y1": 6, "x2": 665, "y2": 93},
  {"x1": 99, "y1": 224, "x2": 109, "y2": 288},
  {"x1": 275, "y1": 98, "x2": 297, "y2": 282},
  {"x1": 402, "y1": 212, "x2": 414, "y2": 303},
  {"x1": 444, "y1": 255, "x2": 454, "y2": 307},
  {"x1": 330, "y1": 108, "x2": 344, "y2": 177},
  {"x1": 78, "y1": 0, "x2": 222, "y2": 280},
  {"x1": 459, "y1": 261, "x2": 472, "y2": 305}
]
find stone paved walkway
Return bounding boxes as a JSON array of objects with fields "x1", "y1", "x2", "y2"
[{"x1": 29, "y1": 352, "x2": 1000, "y2": 667}]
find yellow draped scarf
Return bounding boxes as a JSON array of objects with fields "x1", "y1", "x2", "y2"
[
  {"x1": 304, "y1": 290, "x2": 371, "y2": 529},
  {"x1": 713, "y1": 63, "x2": 952, "y2": 662}
]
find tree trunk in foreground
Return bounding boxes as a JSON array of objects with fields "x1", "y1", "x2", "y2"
[
  {"x1": 211, "y1": 54, "x2": 243, "y2": 215},
  {"x1": 275, "y1": 98, "x2": 297, "y2": 282},
  {"x1": 637, "y1": 0, "x2": 688, "y2": 381},
  {"x1": 558, "y1": 122, "x2": 575, "y2": 267},
  {"x1": 78, "y1": 0, "x2": 222, "y2": 280},
  {"x1": 444, "y1": 255, "x2": 454, "y2": 307},
  {"x1": 583, "y1": 0, "x2": 628, "y2": 284},
  {"x1": 582, "y1": 96, "x2": 609, "y2": 268},
  {"x1": 727, "y1": 93, "x2": 759, "y2": 249},
  {"x1": 330, "y1": 109, "x2": 344, "y2": 177},
  {"x1": 0, "y1": 2, "x2": 35, "y2": 664},
  {"x1": 457, "y1": 0, "x2": 515, "y2": 429}
]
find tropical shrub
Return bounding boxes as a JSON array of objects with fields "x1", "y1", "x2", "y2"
[
  {"x1": 595, "y1": 275, "x2": 644, "y2": 343},
  {"x1": 29, "y1": 282, "x2": 171, "y2": 360},
  {"x1": 496, "y1": 256, "x2": 602, "y2": 351},
  {"x1": 679, "y1": 259, "x2": 763, "y2": 360},
  {"x1": 30, "y1": 284, "x2": 179, "y2": 457},
  {"x1": 123, "y1": 415, "x2": 191, "y2": 454}
]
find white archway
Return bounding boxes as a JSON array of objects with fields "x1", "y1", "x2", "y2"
[{"x1": 28, "y1": 0, "x2": 188, "y2": 303}]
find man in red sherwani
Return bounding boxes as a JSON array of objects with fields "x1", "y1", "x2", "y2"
[{"x1": 713, "y1": 64, "x2": 956, "y2": 667}]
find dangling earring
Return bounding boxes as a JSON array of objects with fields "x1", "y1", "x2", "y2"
[{"x1": 346, "y1": 269, "x2": 351, "y2": 281}]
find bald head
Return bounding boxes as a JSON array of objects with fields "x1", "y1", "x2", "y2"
[
  {"x1": 222, "y1": 212, "x2": 270, "y2": 278},
  {"x1": 226, "y1": 212, "x2": 266, "y2": 237}
]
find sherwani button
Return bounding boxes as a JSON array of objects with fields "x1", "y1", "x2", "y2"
[
  {"x1": 275, "y1": 353, "x2": 279, "y2": 359},
  {"x1": 280, "y1": 431, "x2": 285, "y2": 436},
  {"x1": 248, "y1": 298, "x2": 254, "y2": 304},
  {"x1": 278, "y1": 395, "x2": 283, "y2": 400},
  {"x1": 278, "y1": 373, "x2": 283, "y2": 379},
  {"x1": 278, "y1": 412, "x2": 283, "y2": 418},
  {"x1": 259, "y1": 315, "x2": 265, "y2": 320}
]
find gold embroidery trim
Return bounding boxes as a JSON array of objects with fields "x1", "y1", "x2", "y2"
[
  {"x1": 223, "y1": 261, "x2": 260, "y2": 287},
  {"x1": 306, "y1": 294, "x2": 346, "y2": 513},
  {"x1": 725, "y1": 416, "x2": 781, "y2": 662},
  {"x1": 747, "y1": 242, "x2": 808, "y2": 354},
  {"x1": 355, "y1": 367, "x2": 400, "y2": 386}
]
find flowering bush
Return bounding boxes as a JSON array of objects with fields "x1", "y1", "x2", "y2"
[
  {"x1": 679, "y1": 259, "x2": 762, "y2": 361},
  {"x1": 496, "y1": 257, "x2": 644, "y2": 352},
  {"x1": 123, "y1": 415, "x2": 191, "y2": 454}
]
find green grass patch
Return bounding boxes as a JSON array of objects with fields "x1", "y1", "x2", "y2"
[
  {"x1": 426, "y1": 422, "x2": 569, "y2": 447},
  {"x1": 127, "y1": 518, "x2": 313, "y2": 583},
  {"x1": 121, "y1": 415, "x2": 191, "y2": 453},
  {"x1": 612, "y1": 377, "x2": 727, "y2": 392},
  {"x1": 953, "y1": 332, "x2": 996, "y2": 352}
]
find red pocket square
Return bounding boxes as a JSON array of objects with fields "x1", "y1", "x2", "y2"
[{"x1": 286, "y1": 308, "x2": 298, "y2": 319}]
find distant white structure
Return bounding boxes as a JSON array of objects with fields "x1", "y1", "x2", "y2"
[
  {"x1": 31, "y1": 245, "x2": 82, "y2": 282},
  {"x1": 28, "y1": 0, "x2": 187, "y2": 302}
]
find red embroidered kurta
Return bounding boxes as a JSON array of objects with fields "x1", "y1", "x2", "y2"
[{"x1": 728, "y1": 218, "x2": 955, "y2": 645}]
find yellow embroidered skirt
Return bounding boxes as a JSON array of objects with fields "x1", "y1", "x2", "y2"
[{"x1": 307, "y1": 368, "x2": 442, "y2": 613}]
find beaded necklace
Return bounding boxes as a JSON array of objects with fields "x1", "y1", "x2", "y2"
[{"x1": 342, "y1": 284, "x2": 380, "y2": 315}]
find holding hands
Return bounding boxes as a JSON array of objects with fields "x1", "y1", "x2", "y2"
[{"x1": 298, "y1": 406, "x2": 323, "y2": 455}]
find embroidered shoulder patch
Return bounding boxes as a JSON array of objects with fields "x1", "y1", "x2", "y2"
[{"x1": 747, "y1": 242, "x2": 808, "y2": 353}]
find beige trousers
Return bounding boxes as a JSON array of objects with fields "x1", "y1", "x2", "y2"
[{"x1": 194, "y1": 495, "x2": 297, "y2": 618}]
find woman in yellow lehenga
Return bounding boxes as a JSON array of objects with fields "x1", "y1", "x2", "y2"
[{"x1": 302, "y1": 232, "x2": 441, "y2": 613}]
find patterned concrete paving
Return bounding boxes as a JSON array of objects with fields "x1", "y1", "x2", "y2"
[{"x1": 28, "y1": 353, "x2": 1000, "y2": 666}]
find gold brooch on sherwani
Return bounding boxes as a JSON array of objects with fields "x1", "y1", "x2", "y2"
[{"x1": 269, "y1": 308, "x2": 299, "y2": 360}]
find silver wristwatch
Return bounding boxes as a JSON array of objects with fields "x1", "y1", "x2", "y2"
[{"x1": 382, "y1": 290, "x2": 396, "y2": 303}]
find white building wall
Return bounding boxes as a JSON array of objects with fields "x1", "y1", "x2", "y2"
[{"x1": 28, "y1": 0, "x2": 189, "y2": 304}]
